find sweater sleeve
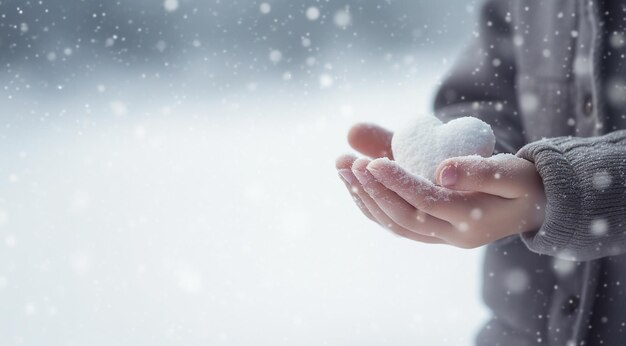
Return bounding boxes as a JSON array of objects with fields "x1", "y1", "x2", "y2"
[
  {"x1": 433, "y1": 0, "x2": 524, "y2": 155},
  {"x1": 516, "y1": 131, "x2": 626, "y2": 261}
]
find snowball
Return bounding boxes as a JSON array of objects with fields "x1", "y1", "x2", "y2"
[
  {"x1": 391, "y1": 114, "x2": 496, "y2": 181},
  {"x1": 306, "y1": 6, "x2": 320, "y2": 21}
]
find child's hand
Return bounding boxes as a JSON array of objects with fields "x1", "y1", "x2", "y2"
[
  {"x1": 346, "y1": 122, "x2": 394, "y2": 159},
  {"x1": 337, "y1": 125, "x2": 546, "y2": 248}
]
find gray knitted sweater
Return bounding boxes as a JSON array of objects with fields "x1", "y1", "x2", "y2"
[{"x1": 433, "y1": 0, "x2": 626, "y2": 345}]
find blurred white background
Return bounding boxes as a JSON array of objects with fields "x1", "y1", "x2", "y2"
[{"x1": 0, "y1": 1, "x2": 488, "y2": 345}]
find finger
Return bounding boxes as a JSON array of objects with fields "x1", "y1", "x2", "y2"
[
  {"x1": 340, "y1": 156, "x2": 445, "y2": 244},
  {"x1": 352, "y1": 158, "x2": 452, "y2": 240},
  {"x1": 335, "y1": 153, "x2": 358, "y2": 170},
  {"x1": 355, "y1": 187, "x2": 444, "y2": 244},
  {"x1": 347, "y1": 123, "x2": 394, "y2": 159},
  {"x1": 366, "y1": 158, "x2": 469, "y2": 222},
  {"x1": 434, "y1": 155, "x2": 536, "y2": 198},
  {"x1": 336, "y1": 155, "x2": 377, "y2": 222}
]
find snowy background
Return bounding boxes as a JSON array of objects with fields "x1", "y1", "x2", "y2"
[{"x1": 0, "y1": 1, "x2": 489, "y2": 345}]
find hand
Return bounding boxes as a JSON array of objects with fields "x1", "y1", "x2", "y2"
[
  {"x1": 336, "y1": 123, "x2": 448, "y2": 244},
  {"x1": 336, "y1": 123, "x2": 546, "y2": 248}
]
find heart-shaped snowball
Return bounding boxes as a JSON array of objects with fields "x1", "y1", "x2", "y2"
[{"x1": 391, "y1": 115, "x2": 496, "y2": 181}]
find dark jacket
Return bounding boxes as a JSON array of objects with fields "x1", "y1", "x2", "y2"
[{"x1": 433, "y1": 0, "x2": 626, "y2": 345}]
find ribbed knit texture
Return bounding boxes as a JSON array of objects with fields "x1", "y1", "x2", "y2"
[{"x1": 517, "y1": 130, "x2": 626, "y2": 261}]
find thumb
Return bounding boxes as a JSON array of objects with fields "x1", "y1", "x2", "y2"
[
  {"x1": 347, "y1": 123, "x2": 394, "y2": 159},
  {"x1": 434, "y1": 155, "x2": 524, "y2": 198}
]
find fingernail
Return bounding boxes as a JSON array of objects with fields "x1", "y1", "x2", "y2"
[
  {"x1": 440, "y1": 165, "x2": 458, "y2": 187},
  {"x1": 338, "y1": 169, "x2": 358, "y2": 186}
]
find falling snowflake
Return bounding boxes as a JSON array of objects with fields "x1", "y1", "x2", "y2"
[
  {"x1": 334, "y1": 7, "x2": 352, "y2": 28},
  {"x1": 504, "y1": 269, "x2": 529, "y2": 294},
  {"x1": 590, "y1": 219, "x2": 609, "y2": 236},
  {"x1": 470, "y1": 208, "x2": 483, "y2": 220},
  {"x1": 319, "y1": 74, "x2": 334, "y2": 88},
  {"x1": 164, "y1": 0, "x2": 179, "y2": 12},
  {"x1": 591, "y1": 171, "x2": 612, "y2": 190},
  {"x1": 259, "y1": 3, "x2": 271, "y2": 14},
  {"x1": 156, "y1": 40, "x2": 168, "y2": 52},
  {"x1": 605, "y1": 77, "x2": 626, "y2": 107},
  {"x1": 610, "y1": 32, "x2": 625, "y2": 49},
  {"x1": 456, "y1": 222, "x2": 469, "y2": 232},
  {"x1": 306, "y1": 6, "x2": 320, "y2": 21},
  {"x1": 110, "y1": 101, "x2": 128, "y2": 117},
  {"x1": 269, "y1": 50, "x2": 283, "y2": 63},
  {"x1": 519, "y1": 93, "x2": 539, "y2": 114},
  {"x1": 573, "y1": 56, "x2": 591, "y2": 76},
  {"x1": 553, "y1": 256, "x2": 576, "y2": 277}
]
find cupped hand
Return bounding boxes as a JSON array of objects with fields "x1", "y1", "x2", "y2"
[
  {"x1": 337, "y1": 123, "x2": 442, "y2": 243},
  {"x1": 336, "y1": 124, "x2": 546, "y2": 248}
]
